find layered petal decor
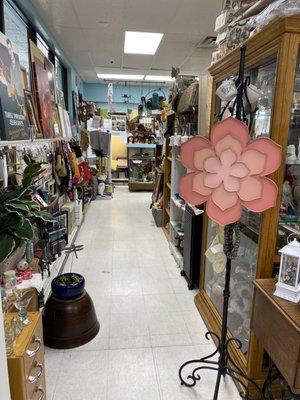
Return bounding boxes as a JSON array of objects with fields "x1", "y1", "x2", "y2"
[{"x1": 179, "y1": 117, "x2": 282, "y2": 226}]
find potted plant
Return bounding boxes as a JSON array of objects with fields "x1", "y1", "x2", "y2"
[
  {"x1": 0, "y1": 154, "x2": 54, "y2": 263},
  {"x1": 51, "y1": 273, "x2": 85, "y2": 300}
]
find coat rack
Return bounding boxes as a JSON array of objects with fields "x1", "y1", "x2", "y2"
[{"x1": 178, "y1": 46, "x2": 266, "y2": 400}]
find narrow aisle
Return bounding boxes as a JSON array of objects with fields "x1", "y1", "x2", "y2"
[{"x1": 46, "y1": 187, "x2": 240, "y2": 400}]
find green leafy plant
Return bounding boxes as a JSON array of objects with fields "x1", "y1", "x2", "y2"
[
  {"x1": 0, "y1": 154, "x2": 55, "y2": 262},
  {"x1": 56, "y1": 274, "x2": 83, "y2": 286}
]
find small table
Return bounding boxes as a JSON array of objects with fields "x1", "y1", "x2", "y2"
[{"x1": 252, "y1": 279, "x2": 300, "y2": 398}]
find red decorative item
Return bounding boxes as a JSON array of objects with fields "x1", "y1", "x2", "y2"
[
  {"x1": 17, "y1": 267, "x2": 33, "y2": 281},
  {"x1": 79, "y1": 162, "x2": 92, "y2": 182},
  {"x1": 179, "y1": 117, "x2": 282, "y2": 226}
]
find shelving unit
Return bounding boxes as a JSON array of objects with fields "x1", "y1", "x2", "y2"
[
  {"x1": 169, "y1": 143, "x2": 187, "y2": 268},
  {"x1": 127, "y1": 143, "x2": 156, "y2": 192}
]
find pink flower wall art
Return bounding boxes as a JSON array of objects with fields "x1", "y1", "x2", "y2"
[{"x1": 179, "y1": 117, "x2": 282, "y2": 226}]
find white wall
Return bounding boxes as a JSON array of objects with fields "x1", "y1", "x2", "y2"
[{"x1": 0, "y1": 305, "x2": 11, "y2": 400}]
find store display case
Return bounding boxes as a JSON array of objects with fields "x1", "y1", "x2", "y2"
[
  {"x1": 195, "y1": 15, "x2": 300, "y2": 395},
  {"x1": 127, "y1": 143, "x2": 156, "y2": 191}
]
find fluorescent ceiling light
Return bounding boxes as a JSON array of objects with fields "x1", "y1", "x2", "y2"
[
  {"x1": 97, "y1": 73, "x2": 144, "y2": 81},
  {"x1": 144, "y1": 75, "x2": 174, "y2": 82},
  {"x1": 124, "y1": 31, "x2": 163, "y2": 55}
]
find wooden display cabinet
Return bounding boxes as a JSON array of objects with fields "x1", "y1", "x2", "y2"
[
  {"x1": 195, "y1": 15, "x2": 300, "y2": 396},
  {"x1": 6, "y1": 312, "x2": 47, "y2": 400}
]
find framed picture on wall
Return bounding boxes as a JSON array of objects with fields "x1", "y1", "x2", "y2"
[
  {"x1": 72, "y1": 90, "x2": 79, "y2": 125},
  {"x1": 29, "y1": 39, "x2": 56, "y2": 138},
  {"x1": 63, "y1": 109, "x2": 72, "y2": 138},
  {"x1": 24, "y1": 89, "x2": 43, "y2": 138},
  {"x1": 44, "y1": 57, "x2": 56, "y2": 104},
  {"x1": 57, "y1": 89, "x2": 66, "y2": 109},
  {"x1": 33, "y1": 60, "x2": 55, "y2": 138},
  {"x1": 52, "y1": 105, "x2": 62, "y2": 137},
  {"x1": 58, "y1": 105, "x2": 66, "y2": 137},
  {"x1": 20, "y1": 66, "x2": 29, "y2": 91},
  {"x1": 0, "y1": 32, "x2": 29, "y2": 140}
]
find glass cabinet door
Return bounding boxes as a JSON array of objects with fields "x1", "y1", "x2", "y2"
[
  {"x1": 204, "y1": 58, "x2": 278, "y2": 354},
  {"x1": 277, "y1": 49, "x2": 300, "y2": 251}
]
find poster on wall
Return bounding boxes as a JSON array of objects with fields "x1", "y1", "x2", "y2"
[
  {"x1": 44, "y1": 57, "x2": 56, "y2": 104},
  {"x1": 52, "y1": 105, "x2": 62, "y2": 137},
  {"x1": 58, "y1": 105, "x2": 72, "y2": 138},
  {"x1": 33, "y1": 61, "x2": 55, "y2": 138},
  {"x1": 30, "y1": 40, "x2": 57, "y2": 138},
  {"x1": 0, "y1": 32, "x2": 28, "y2": 140}
]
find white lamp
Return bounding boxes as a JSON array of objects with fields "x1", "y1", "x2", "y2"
[{"x1": 274, "y1": 238, "x2": 300, "y2": 303}]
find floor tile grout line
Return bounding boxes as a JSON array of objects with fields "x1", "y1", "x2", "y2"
[{"x1": 151, "y1": 346, "x2": 163, "y2": 400}]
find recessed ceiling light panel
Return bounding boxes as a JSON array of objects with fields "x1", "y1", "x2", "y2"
[
  {"x1": 124, "y1": 31, "x2": 164, "y2": 55},
  {"x1": 144, "y1": 75, "x2": 174, "y2": 82},
  {"x1": 97, "y1": 73, "x2": 144, "y2": 81}
]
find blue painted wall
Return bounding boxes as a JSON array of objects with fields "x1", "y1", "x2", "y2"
[{"x1": 83, "y1": 83, "x2": 170, "y2": 113}]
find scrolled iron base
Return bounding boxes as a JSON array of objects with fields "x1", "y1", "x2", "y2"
[{"x1": 179, "y1": 332, "x2": 266, "y2": 400}]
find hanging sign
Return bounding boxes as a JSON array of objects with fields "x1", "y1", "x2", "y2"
[{"x1": 179, "y1": 117, "x2": 282, "y2": 226}]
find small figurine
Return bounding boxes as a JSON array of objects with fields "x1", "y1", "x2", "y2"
[
  {"x1": 282, "y1": 180, "x2": 295, "y2": 214},
  {"x1": 286, "y1": 144, "x2": 297, "y2": 164},
  {"x1": 17, "y1": 259, "x2": 29, "y2": 271}
]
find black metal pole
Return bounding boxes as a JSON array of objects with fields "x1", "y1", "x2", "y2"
[
  {"x1": 212, "y1": 44, "x2": 246, "y2": 399},
  {"x1": 236, "y1": 45, "x2": 246, "y2": 121},
  {"x1": 178, "y1": 45, "x2": 268, "y2": 400},
  {"x1": 0, "y1": 0, "x2": 4, "y2": 34}
]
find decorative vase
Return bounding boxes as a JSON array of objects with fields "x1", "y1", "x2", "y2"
[
  {"x1": 51, "y1": 273, "x2": 85, "y2": 300},
  {"x1": 43, "y1": 290, "x2": 100, "y2": 349}
]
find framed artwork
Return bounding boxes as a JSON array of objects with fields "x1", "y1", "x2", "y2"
[
  {"x1": 20, "y1": 67, "x2": 29, "y2": 90},
  {"x1": 33, "y1": 60, "x2": 55, "y2": 138},
  {"x1": 58, "y1": 105, "x2": 72, "y2": 138},
  {"x1": 58, "y1": 105, "x2": 66, "y2": 138},
  {"x1": 72, "y1": 90, "x2": 79, "y2": 125},
  {"x1": 52, "y1": 105, "x2": 62, "y2": 137},
  {"x1": 0, "y1": 32, "x2": 29, "y2": 140},
  {"x1": 44, "y1": 57, "x2": 56, "y2": 104},
  {"x1": 57, "y1": 89, "x2": 66, "y2": 109},
  {"x1": 63, "y1": 109, "x2": 72, "y2": 138},
  {"x1": 29, "y1": 40, "x2": 56, "y2": 138},
  {"x1": 24, "y1": 89, "x2": 43, "y2": 138}
]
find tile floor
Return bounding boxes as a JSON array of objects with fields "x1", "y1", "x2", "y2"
[{"x1": 45, "y1": 187, "x2": 241, "y2": 400}]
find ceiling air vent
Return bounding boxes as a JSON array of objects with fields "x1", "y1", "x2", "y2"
[{"x1": 197, "y1": 36, "x2": 217, "y2": 48}]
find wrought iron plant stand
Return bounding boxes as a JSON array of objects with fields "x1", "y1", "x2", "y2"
[{"x1": 178, "y1": 46, "x2": 267, "y2": 400}]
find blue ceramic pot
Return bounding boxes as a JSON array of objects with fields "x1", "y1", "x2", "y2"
[{"x1": 51, "y1": 273, "x2": 85, "y2": 300}]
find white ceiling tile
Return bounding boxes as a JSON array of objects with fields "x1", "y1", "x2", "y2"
[
  {"x1": 29, "y1": 0, "x2": 80, "y2": 28},
  {"x1": 181, "y1": 55, "x2": 212, "y2": 74},
  {"x1": 123, "y1": 55, "x2": 154, "y2": 70},
  {"x1": 170, "y1": 0, "x2": 222, "y2": 35},
  {"x1": 28, "y1": 0, "x2": 220, "y2": 82},
  {"x1": 72, "y1": 0, "x2": 126, "y2": 28},
  {"x1": 91, "y1": 52, "x2": 122, "y2": 68},
  {"x1": 48, "y1": 26, "x2": 88, "y2": 52},
  {"x1": 65, "y1": 51, "x2": 95, "y2": 68}
]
